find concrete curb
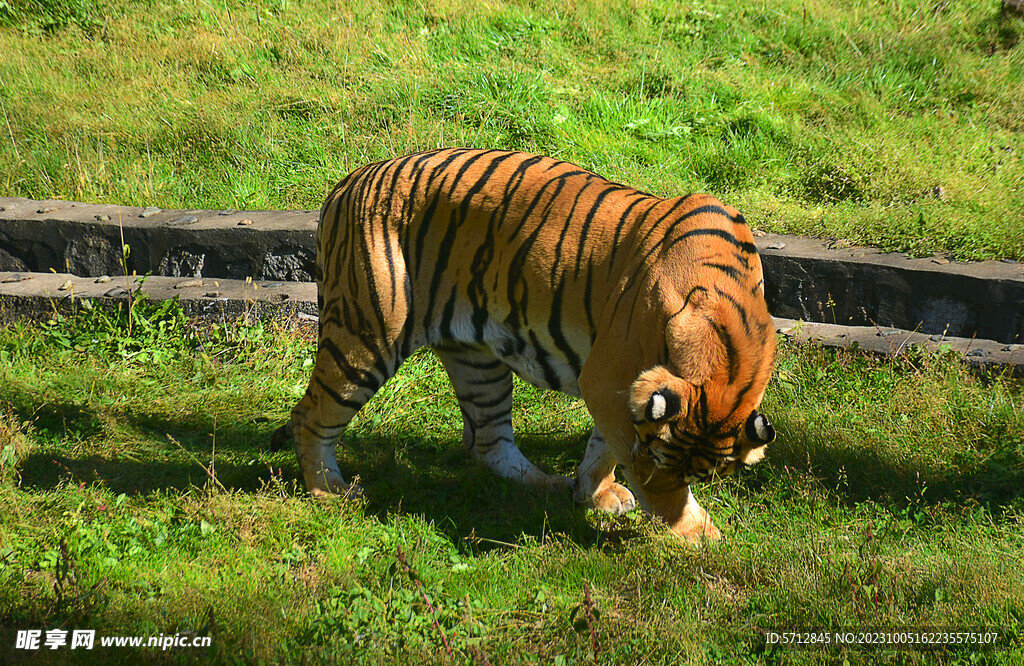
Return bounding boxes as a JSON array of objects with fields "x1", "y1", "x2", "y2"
[
  {"x1": 773, "y1": 317, "x2": 1024, "y2": 373},
  {"x1": 758, "y1": 235, "x2": 1024, "y2": 345},
  {"x1": 0, "y1": 271, "x2": 316, "y2": 323},
  {"x1": 0, "y1": 197, "x2": 318, "y2": 282},
  {"x1": 3, "y1": 270, "x2": 1020, "y2": 373},
  {"x1": 2, "y1": 197, "x2": 1023, "y2": 362}
]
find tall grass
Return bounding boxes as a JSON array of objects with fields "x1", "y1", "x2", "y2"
[{"x1": 0, "y1": 0, "x2": 1021, "y2": 259}]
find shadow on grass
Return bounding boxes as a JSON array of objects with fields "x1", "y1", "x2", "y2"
[
  {"x1": 13, "y1": 399, "x2": 607, "y2": 549},
  {"x1": 750, "y1": 418, "x2": 1024, "y2": 517},
  {"x1": 11, "y1": 396, "x2": 1022, "y2": 549}
]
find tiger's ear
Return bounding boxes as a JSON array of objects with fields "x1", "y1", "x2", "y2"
[
  {"x1": 744, "y1": 410, "x2": 775, "y2": 444},
  {"x1": 645, "y1": 389, "x2": 680, "y2": 422},
  {"x1": 630, "y1": 366, "x2": 692, "y2": 423}
]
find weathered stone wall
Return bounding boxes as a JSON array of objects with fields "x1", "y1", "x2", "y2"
[
  {"x1": 0, "y1": 198, "x2": 317, "y2": 281},
  {"x1": 3, "y1": 271, "x2": 1020, "y2": 372},
  {"x1": 758, "y1": 236, "x2": 1024, "y2": 344},
  {"x1": 2, "y1": 196, "x2": 1023, "y2": 344}
]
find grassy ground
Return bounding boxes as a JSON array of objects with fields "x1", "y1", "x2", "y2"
[
  {"x1": 0, "y1": 0, "x2": 1022, "y2": 260},
  {"x1": 1, "y1": 1, "x2": 1023, "y2": 663},
  {"x1": 0, "y1": 300, "x2": 1022, "y2": 663}
]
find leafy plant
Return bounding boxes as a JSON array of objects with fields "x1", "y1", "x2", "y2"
[{"x1": 41, "y1": 291, "x2": 196, "y2": 364}]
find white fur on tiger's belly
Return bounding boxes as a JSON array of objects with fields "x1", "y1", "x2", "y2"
[{"x1": 437, "y1": 312, "x2": 587, "y2": 395}]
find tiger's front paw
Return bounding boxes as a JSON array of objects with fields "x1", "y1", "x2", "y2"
[
  {"x1": 671, "y1": 517, "x2": 721, "y2": 543},
  {"x1": 664, "y1": 491, "x2": 721, "y2": 543},
  {"x1": 576, "y1": 482, "x2": 636, "y2": 515}
]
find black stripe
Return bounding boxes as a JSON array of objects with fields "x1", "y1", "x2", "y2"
[
  {"x1": 437, "y1": 289, "x2": 458, "y2": 341},
  {"x1": 665, "y1": 286, "x2": 709, "y2": 326},
  {"x1": 573, "y1": 185, "x2": 617, "y2": 279},
  {"x1": 452, "y1": 150, "x2": 512, "y2": 223},
  {"x1": 448, "y1": 354, "x2": 503, "y2": 371},
  {"x1": 631, "y1": 196, "x2": 693, "y2": 264},
  {"x1": 358, "y1": 228, "x2": 391, "y2": 335},
  {"x1": 548, "y1": 282, "x2": 582, "y2": 374},
  {"x1": 459, "y1": 384, "x2": 514, "y2": 409},
  {"x1": 697, "y1": 386, "x2": 709, "y2": 431},
  {"x1": 319, "y1": 337, "x2": 380, "y2": 390},
  {"x1": 715, "y1": 287, "x2": 751, "y2": 335},
  {"x1": 412, "y1": 150, "x2": 472, "y2": 272},
  {"x1": 508, "y1": 170, "x2": 590, "y2": 239},
  {"x1": 505, "y1": 172, "x2": 573, "y2": 327},
  {"x1": 702, "y1": 261, "x2": 742, "y2": 281},
  {"x1": 549, "y1": 181, "x2": 593, "y2": 285},
  {"x1": 608, "y1": 198, "x2": 696, "y2": 327},
  {"x1": 471, "y1": 301, "x2": 490, "y2": 343},
  {"x1": 684, "y1": 285, "x2": 709, "y2": 308},
  {"x1": 463, "y1": 373, "x2": 510, "y2": 387},
  {"x1": 377, "y1": 156, "x2": 420, "y2": 300},
  {"x1": 313, "y1": 376, "x2": 365, "y2": 412},
  {"x1": 423, "y1": 152, "x2": 515, "y2": 334},
  {"x1": 311, "y1": 420, "x2": 346, "y2": 435},
  {"x1": 669, "y1": 423, "x2": 706, "y2": 448},
  {"x1": 608, "y1": 194, "x2": 653, "y2": 275},
  {"x1": 707, "y1": 316, "x2": 739, "y2": 384},
  {"x1": 719, "y1": 375, "x2": 759, "y2": 427},
  {"x1": 528, "y1": 329, "x2": 561, "y2": 391},
  {"x1": 496, "y1": 154, "x2": 546, "y2": 226},
  {"x1": 422, "y1": 216, "x2": 460, "y2": 334},
  {"x1": 632, "y1": 203, "x2": 754, "y2": 273},
  {"x1": 397, "y1": 150, "x2": 445, "y2": 247},
  {"x1": 671, "y1": 227, "x2": 758, "y2": 254},
  {"x1": 583, "y1": 268, "x2": 596, "y2": 342}
]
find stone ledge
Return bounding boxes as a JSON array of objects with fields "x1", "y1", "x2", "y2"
[
  {"x1": 2, "y1": 196, "x2": 1023, "y2": 344},
  {"x1": 773, "y1": 317, "x2": 1024, "y2": 373},
  {"x1": 0, "y1": 271, "x2": 316, "y2": 323},
  {"x1": 758, "y1": 234, "x2": 1024, "y2": 345},
  {"x1": 2, "y1": 271, "x2": 1020, "y2": 373},
  {"x1": 0, "y1": 197, "x2": 318, "y2": 282}
]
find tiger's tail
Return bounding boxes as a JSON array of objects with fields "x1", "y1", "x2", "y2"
[{"x1": 270, "y1": 423, "x2": 291, "y2": 452}]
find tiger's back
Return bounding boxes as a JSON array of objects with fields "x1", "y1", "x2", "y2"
[{"x1": 279, "y1": 148, "x2": 776, "y2": 542}]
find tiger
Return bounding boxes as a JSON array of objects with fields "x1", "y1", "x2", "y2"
[{"x1": 271, "y1": 148, "x2": 777, "y2": 542}]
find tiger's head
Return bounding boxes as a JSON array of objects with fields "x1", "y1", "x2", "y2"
[
  {"x1": 623, "y1": 279, "x2": 777, "y2": 494},
  {"x1": 627, "y1": 365, "x2": 775, "y2": 494}
]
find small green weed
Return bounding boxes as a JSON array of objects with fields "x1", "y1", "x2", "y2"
[
  {"x1": 40, "y1": 292, "x2": 195, "y2": 365},
  {"x1": 0, "y1": 409, "x2": 32, "y2": 484}
]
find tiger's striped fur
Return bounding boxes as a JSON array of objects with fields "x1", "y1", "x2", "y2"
[{"x1": 273, "y1": 148, "x2": 776, "y2": 542}]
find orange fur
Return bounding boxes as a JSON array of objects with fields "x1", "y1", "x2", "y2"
[{"x1": 276, "y1": 148, "x2": 777, "y2": 542}]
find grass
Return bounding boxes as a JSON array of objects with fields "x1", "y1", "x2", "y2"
[
  {"x1": 0, "y1": 0, "x2": 1022, "y2": 260},
  {"x1": 0, "y1": 299, "x2": 1022, "y2": 663},
  {"x1": 1, "y1": 1, "x2": 1023, "y2": 662}
]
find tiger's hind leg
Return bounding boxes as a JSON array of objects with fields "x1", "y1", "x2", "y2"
[
  {"x1": 279, "y1": 325, "x2": 405, "y2": 497},
  {"x1": 434, "y1": 346, "x2": 573, "y2": 492},
  {"x1": 574, "y1": 428, "x2": 636, "y2": 514}
]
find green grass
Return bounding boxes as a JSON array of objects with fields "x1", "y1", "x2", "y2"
[
  {"x1": 1, "y1": 1, "x2": 1023, "y2": 662},
  {"x1": 1, "y1": 301, "x2": 1022, "y2": 663},
  {"x1": 1, "y1": 0, "x2": 1022, "y2": 260}
]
